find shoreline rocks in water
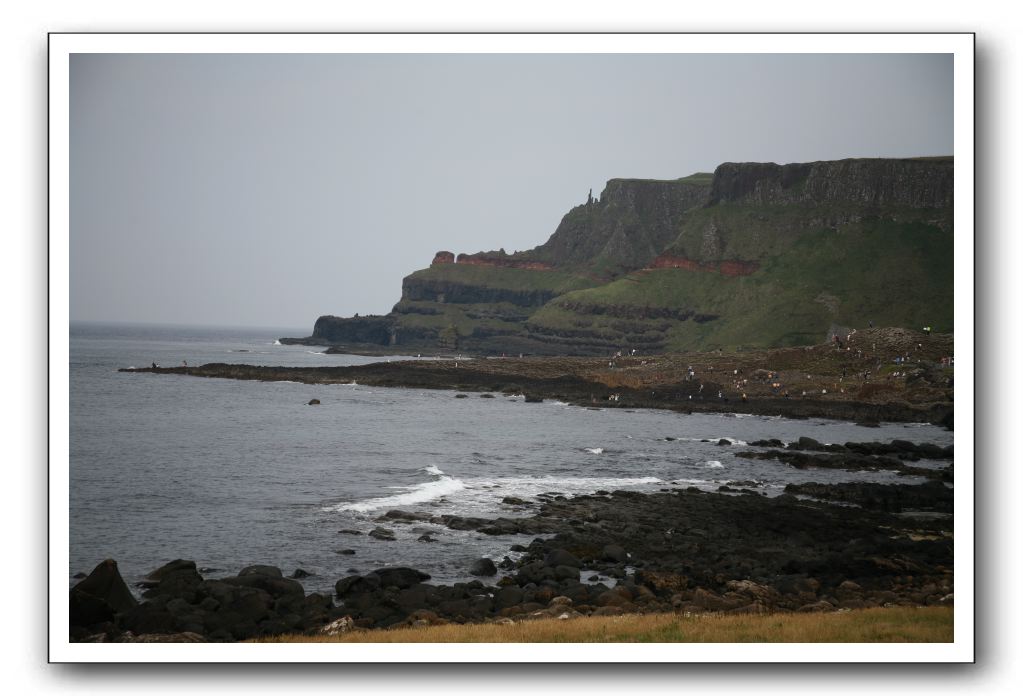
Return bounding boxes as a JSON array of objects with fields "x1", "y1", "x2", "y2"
[
  {"x1": 70, "y1": 439, "x2": 953, "y2": 642},
  {"x1": 119, "y1": 339, "x2": 954, "y2": 427}
]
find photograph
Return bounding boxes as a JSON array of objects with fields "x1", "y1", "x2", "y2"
[{"x1": 51, "y1": 33, "x2": 973, "y2": 663}]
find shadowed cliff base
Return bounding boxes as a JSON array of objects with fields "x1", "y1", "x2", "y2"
[{"x1": 123, "y1": 327, "x2": 954, "y2": 427}]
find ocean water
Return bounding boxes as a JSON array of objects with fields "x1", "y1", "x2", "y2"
[{"x1": 69, "y1": 322, "x2": 954, "y2": 597}]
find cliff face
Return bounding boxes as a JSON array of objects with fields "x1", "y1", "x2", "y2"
[
  {"x1": 283, "y1": 157, "x2": 954, "y2": 355},
  {"x1": 400, "y1": 276, "x2": 558, "y2": 308},
  {"x1": 708, "y1": 158, "x2": 953, "y2": 209},
  {"x1": 527, "y1": 177, "x2": 712, "y2": 273}
]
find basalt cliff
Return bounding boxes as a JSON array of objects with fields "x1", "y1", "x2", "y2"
[{"x1": 283, "y1": 157, "x2": 953, "y2": 355}]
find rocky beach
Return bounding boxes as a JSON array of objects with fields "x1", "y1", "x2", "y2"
[
  {"x1": 70, "y1": 394, "x2": 953, "y2": 641},
  {"x1": 68, "y1": 325, "x2": 958, "y2": 642}
]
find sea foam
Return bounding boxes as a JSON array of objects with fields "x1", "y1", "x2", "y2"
[{"x1": 331, "y1": 476, "x2": 466, "y2": 513}]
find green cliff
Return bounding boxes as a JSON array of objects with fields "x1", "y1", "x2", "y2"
[{"x1": 285, "y1": 157, "x2": 953, "y2": 355}]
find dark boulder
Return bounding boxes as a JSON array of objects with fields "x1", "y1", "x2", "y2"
[
  {"x1": 290, "y1": 568, "x2": 313, "y2": 579},
  {"x1": 491, "y1": 585, "x2": 523, "y2": 610},
  {"x1": 307, "y1": 399, "x2": 321, "y2": 405},
  {"x1": 239, "y1": 565, "x2": 283, "y2": 578},
  {"x1": 368, "y1": 527, "x2": 396, "y2": 541},
  {"x1": 70, "y1": 559, "x2": 138, "y2": 627},
  {"x1": 221, "y1": 573, "x2": 304, "y2": 599},
  {"x1": 370, "y1": 567, "x2": 431, "y2": 589},
  {"x1": 470, "y1": 558, "x2": 497, "y2": 577},
  {"x1": 543, "y1": 548, "x2": 581, "y2": 568},
  {"x1": 602, "y1": 544, "x2": 629, "y2": 563},
  {"x1": 137, "y1": 559, "x2": 198, "y2": 589}
]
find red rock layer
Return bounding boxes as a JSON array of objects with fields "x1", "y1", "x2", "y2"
[
  {"x1": 431, "y1": 251, "x2": 455, "y2": 265},
  {"x1": 649, "y1": 254, "x2": 758, "y2": 277}
]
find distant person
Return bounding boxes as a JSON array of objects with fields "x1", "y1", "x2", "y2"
[
  {"x1": 151, "y1": 362, "x2": 157, "y2": 369},
  {"x1": 182, "y1": 360, "x2": 187, "y2": 367}
]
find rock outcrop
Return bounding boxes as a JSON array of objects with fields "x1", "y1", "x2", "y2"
[
  {"x1": 281, "y1": 157, "x2": 953, "y2": 356},
  {"x1": 708, "y1": 157, "x2": 953, "y2": 209}
]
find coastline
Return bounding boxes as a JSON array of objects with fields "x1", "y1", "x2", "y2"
[
  {"x1": 71, "y1": 441, "x2": 953, "y2": 642},
  {"x1": 78, "y1": 333, "x2": 956, "y2": 642},
  {"x1": 121, "y1": 355, "x2": 953, "y2": 428}
]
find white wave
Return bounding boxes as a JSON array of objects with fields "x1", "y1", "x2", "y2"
[
  {"x1": 273, "y1": 339, "x2": 282, "y2": 345},
  {"x1": 327, "y1": 473, "x2": 662, "y2": 517},
  {"x1": 329, "y1": 476, "x2": 466, "y2": 513},
  {"x1": 672, "y1": 478, "x2": 710, "y2": 485},
  {"x1": 423, "y1": 465, "x2": 445, "y2": 475},
  {"x1": 585, "y1": 447, "x2": 604, "y2": 454},
  {"x1": 705, "y1": 461, "x2": 724, "y2": 468}
]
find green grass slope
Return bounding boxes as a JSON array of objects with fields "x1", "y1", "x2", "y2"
[{"x1": 528, "y1": 214, "x2": 953, "y2": 351}]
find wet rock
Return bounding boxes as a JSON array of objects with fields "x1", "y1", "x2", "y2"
[
  {"x1": 70, "y1": 559, "x2": 138, "y2": 627},
  {"x1": 137, "y1": 559, "x2": 198, "y2": 589},
  {"x1": 307, "y1": 399, "x2": 320, "y2": 405},
  {"x1": 469, "y1": 558, "x2": 497, "y2": 577},
  {"x1": 370, "y1": 567, "x2": 431, "y2": 589},
  {"x1": 290, "y1": 568, "x2": 313, "y2": 579},
  {"x1": 239, "y1": 565, "x2": 283, "y2": 578},
  {"x1": 368, "y1": 527, "x2": 396, "y2": 541},
  {"x1": 602, "y1": 544, "x2": 628, "y2": 563},
  {"x1": 543, "y1": 549, "x2": 581, "y2": 568}
]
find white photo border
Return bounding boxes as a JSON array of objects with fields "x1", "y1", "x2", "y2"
[{"x1": 49, "y1": 31, "x2": 974, "y2": 664}]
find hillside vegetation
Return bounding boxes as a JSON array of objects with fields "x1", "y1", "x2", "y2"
[{"x1": 284, "y1": 157, "x2": 954, "y2": 356}]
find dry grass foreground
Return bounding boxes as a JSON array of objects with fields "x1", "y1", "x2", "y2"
[{"x1": 253, "y1": 607, "x2": 952, "y2": 644}]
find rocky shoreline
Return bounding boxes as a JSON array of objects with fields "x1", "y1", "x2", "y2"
[
  {"x1": 70, "y1": 438, "x2": 953, "y2": 643},
  {"x1": 120, "y1": 361, "x2": 952, "y2": 429}
]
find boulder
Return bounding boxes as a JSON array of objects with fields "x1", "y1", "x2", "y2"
[
  {"x1": 543, "y1": 548, "x2": 581, "y2": 568},
  {"x1": 70, "y1": 559, "x2": 138, "y2": 627},
  {"x1": 602, "y1": 544, "x2": 628, "y2": 563},
  {"x1": 369, "y1": 567, "x2": 431, "y2": 589},
  {"x1": 239, "y1": 565, "x2": 283, "y2": 578},
  {"x1": 493, "y1": 586, "x2": 525, "y2": 610},
  {"x1": 137, "y1": 559, "x2": 198, "y2": 588},
  {"x1": 335, "y1": 574, "x2": 381, "y2": 598},
  {"x1": 368, "y1": 527, "x2": 396, "y2": 541},
  {"x1": 469, "y1": 558, "x2": 497, "y2": 577},
  {"x1": 307, "y1": 399, "x2": 321, "y2": 405}
]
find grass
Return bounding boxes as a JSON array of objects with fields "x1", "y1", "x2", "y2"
[
  {"x1": 526, "y1": 209, "x2": 953, "y2": 352},
  {"x1": 252, "y1": 607, "x2": 952, "y2": 643}
]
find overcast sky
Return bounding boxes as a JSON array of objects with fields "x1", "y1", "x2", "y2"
[{"x1": 70, "y1": 53, "x2": 952, "y2": 330}]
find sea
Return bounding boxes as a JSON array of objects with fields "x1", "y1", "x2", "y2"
[{"x1": 69, "y1": 322, "x2": 954, "y2": 597}]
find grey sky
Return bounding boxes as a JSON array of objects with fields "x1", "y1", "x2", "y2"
[{"x1": 70, "y1": 53, "x2": 952, "y2": 330}]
